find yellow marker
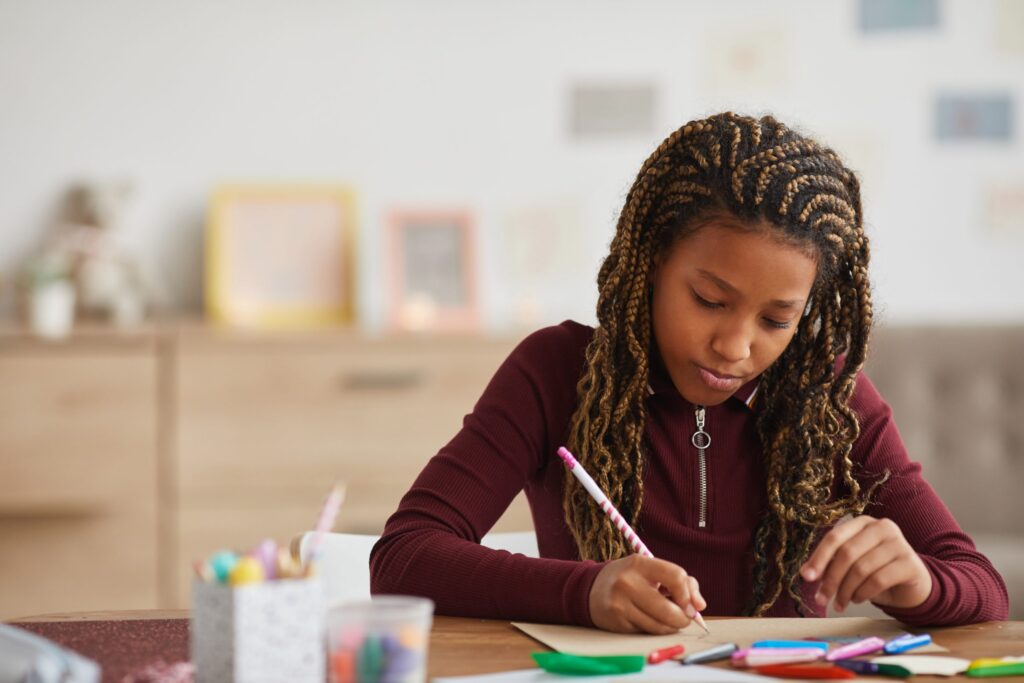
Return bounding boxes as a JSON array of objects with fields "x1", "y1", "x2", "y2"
[{"x1": 229, "y1": 556, "x2": 266, "y2": 585}]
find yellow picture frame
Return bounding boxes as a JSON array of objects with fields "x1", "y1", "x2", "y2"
[{"x1": 205, "y1": 185, "x2": 357, "y2": 328}]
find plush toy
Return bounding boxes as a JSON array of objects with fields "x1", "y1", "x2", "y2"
[{"x1": 48, "y1": 180, "x2": 148, "y2": 325}]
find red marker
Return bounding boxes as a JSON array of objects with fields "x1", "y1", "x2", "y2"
[
  {"x1": 754, "y1": 664, "x2": 856, "y2": 679},
  {"x1": 647, "y1": 645, "x2": 685, "y2": 664}
]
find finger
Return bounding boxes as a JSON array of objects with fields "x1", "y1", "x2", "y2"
[
  {"x1": 639, "y1": 558, "x2": 694, "y2": 614},
  {"x1": 636, "y1": 579, "x2": 691, "y2": 630},
  {"x1": 626, "y1": 598, "x2": 686, "y2": 635},
  {"x1": 658, "y1": 574, "x2": 705, "y2": 616},
  {"x1": 815, "y1": 521, "x2": 890, "y2": 608},
  {"x1": 833, "y1": 539, "x2": 902, "y2": 612},
  {"x1": 688, "y1": 576, "x2": 707, "y2": 612},
  {"x1": 850, "y1": 547, "x2": 922, "y2": 606},
  {"x1": 800, "y1": 516, "x2": 873, "y2": 582}
]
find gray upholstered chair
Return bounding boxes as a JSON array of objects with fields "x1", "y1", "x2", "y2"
[{"x1": 840, "y1": 325, "x2": 1024, "y2": 619}]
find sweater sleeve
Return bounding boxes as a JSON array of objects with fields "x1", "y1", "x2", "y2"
[
  {"x1": 369, "y1": 324, "x2": 603, "y2": 625},
  {"x1": 849, "y1": 371, "x2": 1009, "y2": 625}
]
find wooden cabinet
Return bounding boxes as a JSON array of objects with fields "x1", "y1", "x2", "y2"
[
  {"x1": 169, "y1": 328, "x2": 530, "y2": 606},
  {"x1": 0, "y1": 331, "x2": 160, "y2": 619},
  {"x1": 0, "y1": 324, "x2": 532, "y2": 613}
]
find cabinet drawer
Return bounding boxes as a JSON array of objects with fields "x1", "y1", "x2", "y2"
[
  {"x1": 0, "y1": 352, "x2": 157, "y2": 510},
  {"x1": 0, "y1": 503, "x2": 158, "y2": 619},
  {"x1": 172, "y1": 334, "x2": 535, "y2": 606},
  {"x1": 175, "y1": 339, "x2": 517, "y2": 498}
]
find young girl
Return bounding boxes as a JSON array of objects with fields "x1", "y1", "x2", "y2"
[{"x1": 369, "y1": 112, "x2": 1008, "y2": 632}]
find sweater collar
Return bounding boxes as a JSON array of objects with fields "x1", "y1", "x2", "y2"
[{"x1": 647, "y1": 349, "x2": 760, "y2": 411}]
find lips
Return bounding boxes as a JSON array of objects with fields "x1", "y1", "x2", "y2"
[{"x1": 696, "y1": 364, "x2": 744, "y2": 391}]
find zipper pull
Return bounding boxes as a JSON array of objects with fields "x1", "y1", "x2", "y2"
[{"x1": 692, "y1": 405, "x2": 711, "y2": 450}]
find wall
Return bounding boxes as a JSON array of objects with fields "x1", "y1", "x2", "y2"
[{"x1": 1, "y1": 0, "x2": 1022, "y2": 331}]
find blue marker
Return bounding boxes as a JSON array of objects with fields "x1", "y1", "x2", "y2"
[
  {"x1": 753, "y1": 640, "x2": 829, "y2": 651},
  {"x1": 884, "y1": 632, "x2": 932, "y2": 654}
]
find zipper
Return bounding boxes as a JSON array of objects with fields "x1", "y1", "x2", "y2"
[{"x1": 691, "y1": 405, "x2": 711, "y2": 528}]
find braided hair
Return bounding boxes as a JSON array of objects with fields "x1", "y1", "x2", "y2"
[{"x1": 562, "y1": 112, "x2": 884, "y2": 616}]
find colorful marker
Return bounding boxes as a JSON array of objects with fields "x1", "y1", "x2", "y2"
[
  {"x1": 733, "y1": 647, "x2": 826, "y2": 667},
  {"x1": 754, "y1": 663, "x2": 856, "y2": 679},
  {"x1": 557, "y1": 446, "x2": 710, "y2": 634},
  {"x1": 967, "y1": 657, "x2": 1024, "y2": 677},
  {"x1": 824, "y1": 636, "x2": 886, "y2": 661},
  {"x1": 754, "y1": 639, "x2": 829, "y2": 651},
  {"x1": 836, "y1": 660, "x2": 913, "y2": 678},
  {"x1": 884, "y1": 632, "x2": 932, "y2": 654},
  {"x1": 303, "y1": 482, "x2": 346, "y2": 572},
  {"x1": 682, "y1": 643, "x2": 738, "y2": 665},
  {"x1": 647, "y1": 644, "x2": 685, "y2": 664}
]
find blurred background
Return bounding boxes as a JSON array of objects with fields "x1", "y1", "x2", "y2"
[{"x1": 1, "y1": 0, "x2": 1022, "y2": 619}]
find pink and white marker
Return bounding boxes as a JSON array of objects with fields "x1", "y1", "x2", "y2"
[
  {"x1": 556, "y1": 446, "x2": 709, "y2": 634},
  {"x1": 303, "y1": 482, "x2": 346, "y2": 571}
]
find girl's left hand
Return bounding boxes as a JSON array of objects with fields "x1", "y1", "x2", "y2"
[{"x1": 799, "y1": 515, "x2": 932, "y2": 613}]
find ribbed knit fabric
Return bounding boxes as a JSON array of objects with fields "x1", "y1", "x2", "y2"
[{"x1": 369, "y1": 321, "x2": 1008, "y2": 626}]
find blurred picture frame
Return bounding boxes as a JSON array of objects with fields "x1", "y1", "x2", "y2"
[
  {"x1": 387, "y1": 210, "x2": 479, "y2": 332},
  {"x1": 205, "y1": 185, "x2": 357, "y2": 328}
]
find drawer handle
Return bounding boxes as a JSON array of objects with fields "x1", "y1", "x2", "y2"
[
  {"x1": 339, "y1": 369, "x2": 423, "y2": 391},
  {"x1": 0, "y1": 501, "x2": 105, "y2": 519}
]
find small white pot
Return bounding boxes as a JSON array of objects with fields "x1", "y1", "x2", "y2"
[{"x1": 29, "y1": 280, "x2": 76, "y2": 339}]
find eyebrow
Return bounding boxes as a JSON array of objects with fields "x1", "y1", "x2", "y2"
[{"x1": 696, "y1": 269, "x2": 803, "y2": 309}]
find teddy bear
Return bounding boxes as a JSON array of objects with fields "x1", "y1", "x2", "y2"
[{"x1": 47, "y1": 179, "x2": 149, "y2": 326}]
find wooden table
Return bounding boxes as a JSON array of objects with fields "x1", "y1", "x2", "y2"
[{"x1": 8, "y1": 611, "x2": 1024, "y2": 681}]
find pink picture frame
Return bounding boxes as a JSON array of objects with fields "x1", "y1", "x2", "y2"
[{"x1": 386, "y1": 210, "x2": 479, "y2": 332}]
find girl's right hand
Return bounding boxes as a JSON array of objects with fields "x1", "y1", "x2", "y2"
[{"x1": 588, "y1": 554, "x2": 706, "y2": 634}]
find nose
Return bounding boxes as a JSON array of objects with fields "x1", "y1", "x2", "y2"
[{"x1": 710, "y1": 317, "x2": 753, "y2": 364}]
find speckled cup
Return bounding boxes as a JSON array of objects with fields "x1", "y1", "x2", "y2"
[
  {"x1": 326, "y1": 596, "x2": 434, "y2": 683},
  {"x1": 191, "y1": 576, "x2": 325, "y2": 683}
]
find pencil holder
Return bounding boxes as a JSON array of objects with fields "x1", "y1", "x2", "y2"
[{"x1": 191, "y1": 575, "x2": 325, "y2": 683}]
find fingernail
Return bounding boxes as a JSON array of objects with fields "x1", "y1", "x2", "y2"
[
  {"x1": 803, "y1": 567, "x2": 817, "y2": 581},
  {"x1": 685, "y1": 605, "x2": 696, "y2": 618},
  {"x1": 815, "y1": 591, "x2": 827, "y2": 606},
  {"x1": 835, "y1": 602, "x2": 845, "y2": 614}
]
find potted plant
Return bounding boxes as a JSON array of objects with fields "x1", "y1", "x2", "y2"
[{"x1": 20, "y1": 251, "x2": 76, "y2": 339}]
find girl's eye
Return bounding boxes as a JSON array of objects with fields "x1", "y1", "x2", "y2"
[
  {"x1": 692, "y1": 291, "x2": 722, "y2": 309},
  {"x1": 693, "y1": 288, "x2": 792, "y2": 330}
]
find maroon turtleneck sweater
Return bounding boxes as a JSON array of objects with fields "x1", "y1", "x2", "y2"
[{"x1": 369, "y1": 321, "x2": 1008, "y2": 626}]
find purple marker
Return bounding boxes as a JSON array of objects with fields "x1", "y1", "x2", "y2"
[
  {"x1": 837, "y1": 660, "x2": 914, "y2": 678},
  {"x1": 825, "y1": 636, "x2": 886, "y2": 661}
]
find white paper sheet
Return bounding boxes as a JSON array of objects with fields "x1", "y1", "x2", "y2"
[
  {"x1": 433, "y1": 662, "x2": 773, "y2": 683},
  {"x1": 870, "y1": 655, "x2": 971, "y2": 676},
  {"x1": 513, "y1": 618, "x2": 946, "y2": 658}
]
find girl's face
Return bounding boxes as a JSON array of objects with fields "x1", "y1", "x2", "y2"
[{"x1": 651, "y1": 217, "x2": 818, "y2": 406}]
